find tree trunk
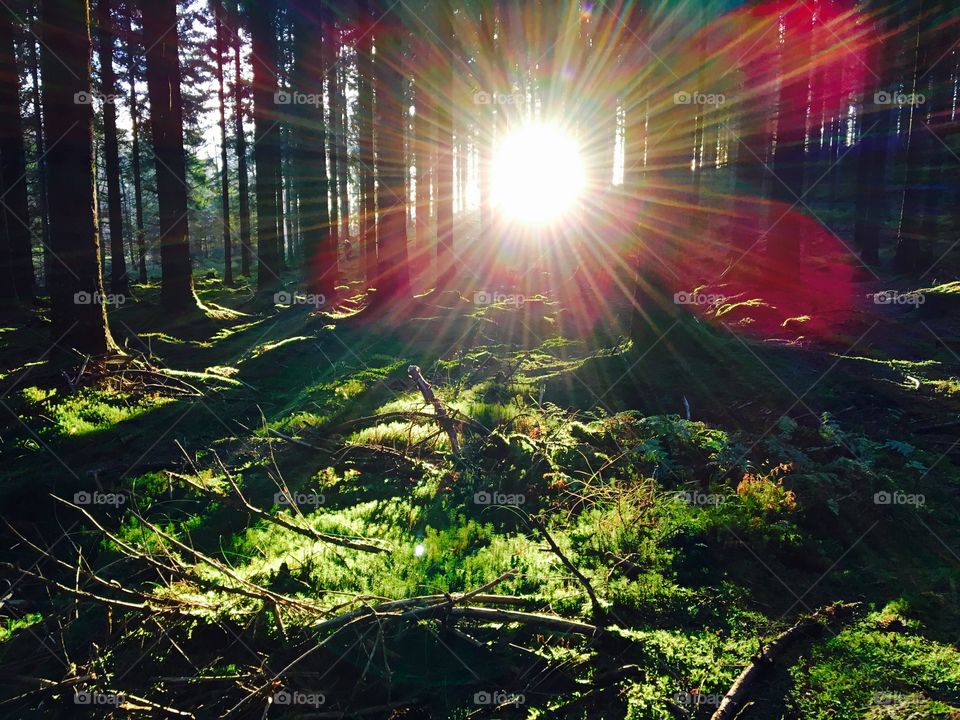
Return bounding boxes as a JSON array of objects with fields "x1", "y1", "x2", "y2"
[
  {"x1": 40, "y1": 0, "x2": 117, "y2": 353},
  {"x1": 895, "y1": 0, "x2": 945, "y2": 273},
  {"x1": 369, "y1": 3, "x2": 410, "y2": 305},
  {"x1": 126, "y1": 5, "x2": 147, "y2": 283},
  {"x1": 291, "y1": 2, "x2": 333, "y2": 300},
  {"x1": 96, "y1": 0, "x2": 129, "y2": 296},
  {"x1": 769, "y1": 6, "x2": 812, "y2": 269},
  {"x1": 248, "y1": 0, "x2": 281, "y2": 292},
  {"x1": 413, "y1": 74, "x2": 431, "y2": 281},
  {"x1": 357, "y1": 0, "x2": 377, "y2": 283},
  {"x1": 214, "y1": 0, "x2": 232, "y2": 285},
  {"x1": 434, "y1": 6, "x2": 454, "y2": 289},
  {"x1": 230, "y1": 0, "x2": 252, "y2": 277},
  {"x1": 26, "y1": 22, "x2": 50, "y2": 290},
  {"x1": 854, "y1": 1, "x2": 901, "y2": 265},
  {"x1": 335, "y1": 62, "x2": 350, "y2": 241},
  {"x1": 141, "y1": 0, "x2": 196, "y2": 312},
  {"x1": 0, "y1": 6, "x2": 34, "y2": 302},
  {"x1": 327, "y1": 29, "x2": 341, "y2": 253}
]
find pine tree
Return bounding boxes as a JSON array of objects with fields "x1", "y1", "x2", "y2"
[
  {"x1": 40, "y1": 0, "x2": 118, "y2": 353},
  {"x1": 141, "y1": 0, "x2": 197, "y2": 312}
]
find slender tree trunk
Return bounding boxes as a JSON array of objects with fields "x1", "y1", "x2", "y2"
[
  {"x1": 126, "y1": 7, "x2": 147, "y2": 283},
  {"x1": 370, "y1": 3, "x2": 410, "y2": 304},
  {"x1": 249, "y1": 0, "x2": 281, "y2": 292},
  {"x1": 40, "y1": 0, "x2": 117, "y2": 352},
  {"x1": 230, "y1": 0, "x2": 251, "y2": 277},
  {"x1": 96, "y1": 0, "x2": 128, "y2": 296},
  {"x1": 0, "y1": 6, "x2": 34, "y2": 301},
  {"x1": 26, "y1": 24, "x2": 49, "y2": 289},
  {"x1": 413, "y1": 75, "x2": 431, "y2": 279},
  {"x1": 357, "y1": 0, "x2": 377, "y2": 283},
  {"x1": 141, "y1": 0, "x2": 196, "y2": 312},
  {"x1": 895, "y1": 0, "x2": 945, "y2": 273},
  {"x1": 434, "y1": 6, "x2": 454, "y2": 289},
  {"x1": 214, "y1": 0, "x2": 232, "y2": 285},
  {"x1": 327, "y1": 32, "x2": 341, "y2": 252},
  {"x1": 276, "y1": 141, "x2": 285, "y2": 268},
  {"x1": 335, "y1": 62, "x2": 350, "y2": 240},
  {"x1": 283, "y1": 139, "x2": 294, "y2": 260}
]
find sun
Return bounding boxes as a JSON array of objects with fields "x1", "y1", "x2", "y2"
[{"x1": 491, "y1": 123, "x2": 586, "y2": 226}]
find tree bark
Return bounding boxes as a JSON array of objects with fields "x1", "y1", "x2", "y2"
[
  {"x1": 229, "y1": 0, "x2": 252, "y2": 277},
  {"x1": 434, "y1": 6, "x2": 454, "y2": 289},
  {"x1": 0, "y1": 6, "x2": 34, "y2": 301},
  {"x1": 369, "y1": 2, "x2": 410, "y2": 305},
  {"x1": 248, "y1": 0, "x2": 281, "y2": 292},
  {"x1": 26, "y1": 20, "x2": 50, "y2": 290},
  {"x1": 357, "y1": 0, "x2": 377, "y2": 283},
  {"x1": 126, "y1": 5, "x2": 147, "y2": 283},
  {"x1": 141, "y1": 0, "x2": 196, "y2": 312},
  {"x1": 335, "y1": 62, "x2": 350, "y2": 241},
  {"x1": 326, "y1": 24, "x2": 341, "y2": 253},
  {"x1": 96, "y1": 0, "x2": 129, "y2": 295},
  {"x1": 40, "y1": 0, "x2": 117, "y2": 353},
  {"x1": 895, "y1": 0, "x2": 946, "y2": 274},
  {"x1": 291, "y1": 1, "x2": 333, "y2": 300},
  {"x1": 214, "y1": 0, "x2": 232, "y2": 285}
]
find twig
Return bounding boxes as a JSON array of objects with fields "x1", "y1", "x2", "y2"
[
  {"x1": 408, "y1": 365, "x2": 460, "y2": 454},
  {"x1": 532, "y1": 517, "x2": 605, "y2": 624}
]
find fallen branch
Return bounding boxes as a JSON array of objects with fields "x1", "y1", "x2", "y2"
[
  {"x1": 408, "y1": 365, "x2": 460, "y2": 454},
  {"x1": 710, "y1": 602, "x2": 861, "y2": 720},
  {"x1": 443, "y1": 606, "x2": 600, "y2": 637},
  {"x1": 168, "y1": 469, "x2": 389, "y2": 554},
  {"x1": 533, "y1": 517, "x2": 605, "y2": 624}
]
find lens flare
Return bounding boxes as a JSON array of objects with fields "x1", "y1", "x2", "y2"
[{"x1": 491, "y1": 124, "x2": 585, "y2": 226}]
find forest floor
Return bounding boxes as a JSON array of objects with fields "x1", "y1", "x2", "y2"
[{"x1": 1, "y1": 266, "x2": 959, "y2": 719}]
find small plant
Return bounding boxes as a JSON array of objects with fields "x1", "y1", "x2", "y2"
[{"x1": 737, "y1": 463, "x2": 798, "y2": 516}]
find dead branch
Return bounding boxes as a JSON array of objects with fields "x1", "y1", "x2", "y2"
[
  {"x1": 0, "y1": 561, "x2": 193, "y2": 616},
  {"x1": 53, "y1": 497, "x2": 328, "y2": 620},
  {"x1": 532, "y1": 517, "x2": 605, "y2": 623},
  {"x1": 710, "y1": 602, "x2": 861, "y2": 720},
  {"x1": 267, "y1": 428, "x2": 331, "y2": 451},
  {"x1": 443, "y1": 607, "x2": 600, "y2": 636},
  {"x1": 408, "y1": 365, "x2": 460, "y2": 453},
  {"x1": 168, "y1": 469, "x2": 389, "y2": 554}
]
